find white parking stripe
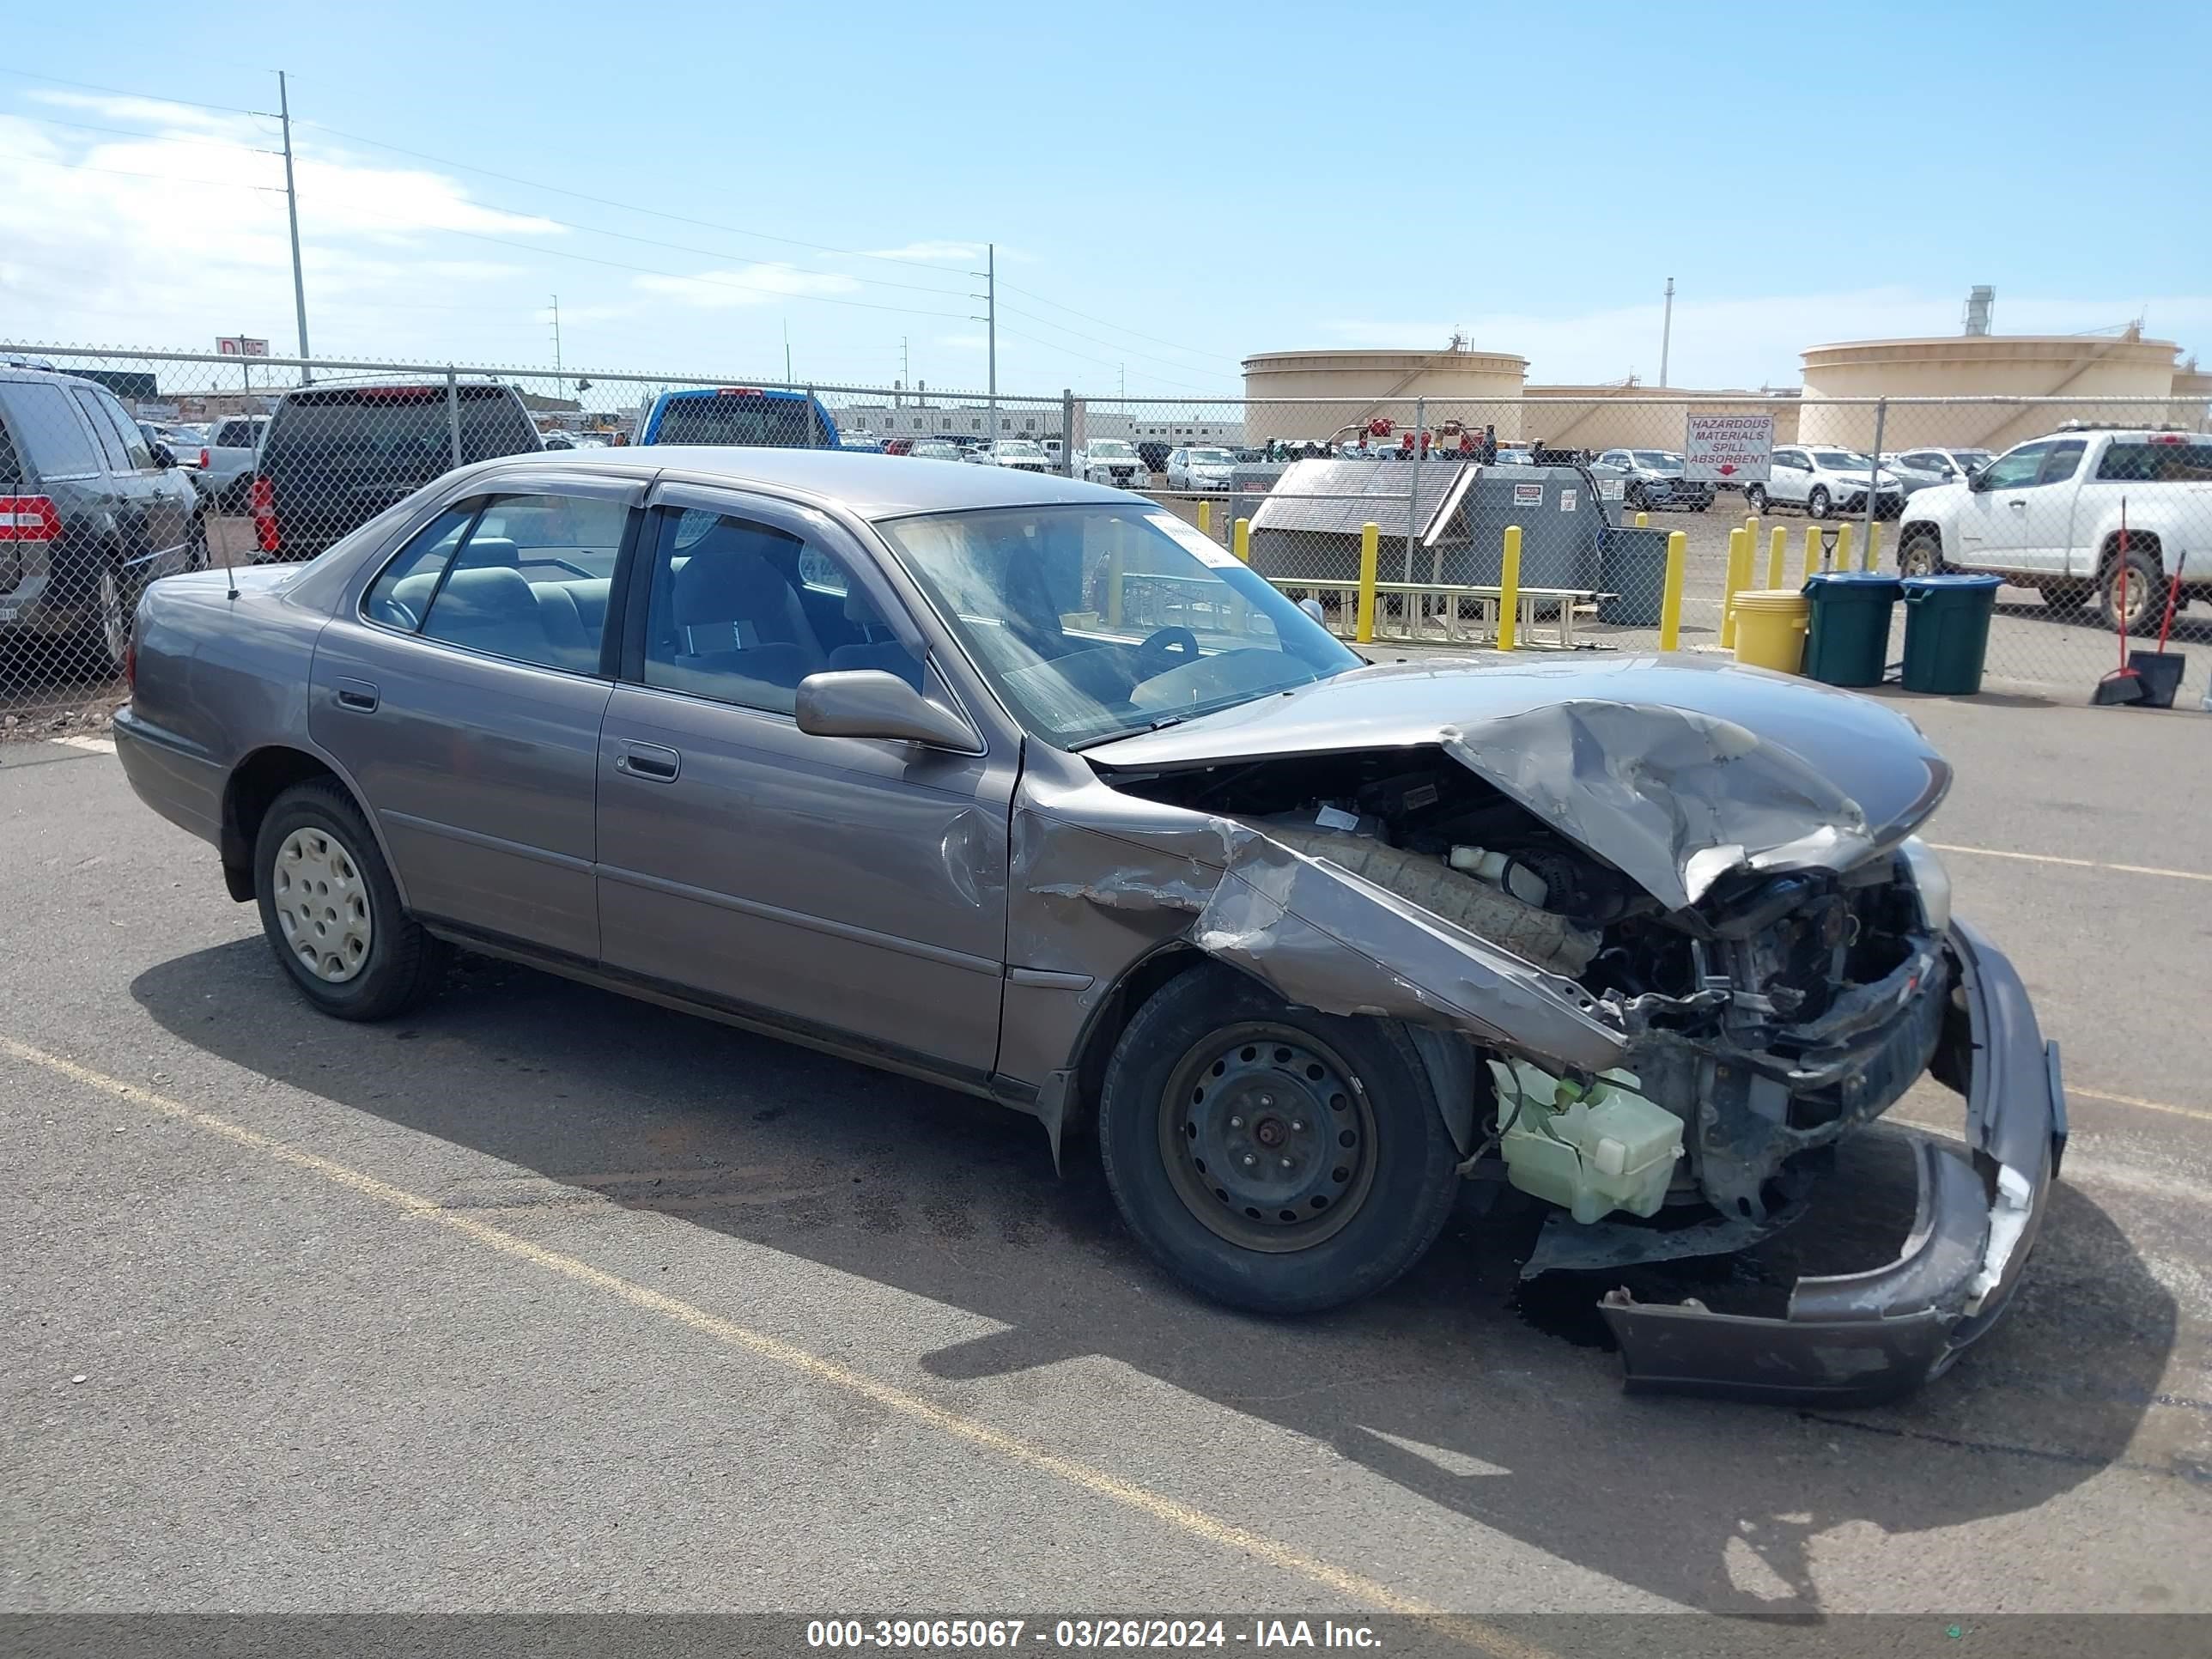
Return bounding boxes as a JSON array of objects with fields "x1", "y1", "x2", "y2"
[{"x1": 1930, "y1": 842, "x2": 2212, "y2": 884}]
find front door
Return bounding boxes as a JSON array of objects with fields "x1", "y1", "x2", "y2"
[
  {"x1": 1954, "y1": 440, "x2": 2052, "y2": 571},
  {"x1": 309, "y1": 478, "x2": 641, "y2": 960},
  {"x1": 593, "y1": 488, "x2": 1013, "y2": 1079},
  {"x1": 2010, "y1": 437, "x2": 2086, "y2": 574}
]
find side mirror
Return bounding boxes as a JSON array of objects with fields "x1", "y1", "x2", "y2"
[
  {"x1": 794, "y1": 669, "x2": 979, "y2": 750},
  {"x1": 151, "y1": 442, "x2": 177, "y2": 470},
  {"x1": 1966, "y1": 466, "x2": 1989, "y2": 492}
]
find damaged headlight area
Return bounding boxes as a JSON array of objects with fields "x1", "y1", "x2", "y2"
[{"x1": 1089, "y1": 733, "x2": 2062, "y2": 1403}]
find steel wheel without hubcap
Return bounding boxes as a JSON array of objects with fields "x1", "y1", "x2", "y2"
[
  {"x1": 272, "y1": 827, "x2": 373, "y2": 983},
  {"x1": 1158, "y1": 1022, "x2": 1378, "y2": 1253}
]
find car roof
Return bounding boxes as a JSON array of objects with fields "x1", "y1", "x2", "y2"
[{"x1": 470, "y1": 444, "x2": 1132, "y2": 519}]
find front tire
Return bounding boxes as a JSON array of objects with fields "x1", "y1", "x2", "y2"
[
  {"x1": 94, "y1": 561, "x2": 132, "y2": 674},
  {"x1": 1097, "y1": 964, "x2": 1462, "y2": 1315},
  {"x1": 254, "y1": 781, "x2": 447, "y2": 1020},
  {"x1": 1808, "y1": 485, "x2": 1832, "y2": 520},
  {"x1": 1899, "y1": 531, "x2": 1945, "y2": 579}
]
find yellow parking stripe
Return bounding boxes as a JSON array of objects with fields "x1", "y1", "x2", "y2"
[{"x1": 0, "y1": 1034, "x2": 1547, "y2": 1656}]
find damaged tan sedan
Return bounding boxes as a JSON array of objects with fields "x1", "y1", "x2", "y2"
[{"x1": 114, "y1": 450, "x2": 2065, "y2": 1404}]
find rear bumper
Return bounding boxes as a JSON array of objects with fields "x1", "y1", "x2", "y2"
[
  {"x1": 114, "y1": 706, "x2": 226, "y2": 848},
  {"x1": 1600, "y1": 920, "x2": 2064, "y2": 1405}
]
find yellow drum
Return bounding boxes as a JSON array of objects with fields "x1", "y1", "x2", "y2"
[{"x1": 1730, "y1": 589, "x2": 1811, "y2": 673}]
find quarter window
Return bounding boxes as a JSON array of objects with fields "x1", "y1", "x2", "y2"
[
  {"x1": 89, "y1": 390, "x2": 154, "y2": 468},
  {"x1": 2035, "y1": 440, "x2": 2087, "y2": 486},
  {"x1": 639, "y1": 507, "x2": 921, "y2": 716},
  {"x1": 70, "y1": 389, "x2": 131, "y2": 471},
  {"x1": 3, "y1": 383, "x2": 101, "y2": 477}
]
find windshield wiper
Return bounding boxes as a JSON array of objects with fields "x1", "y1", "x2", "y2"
[{"x1": 1067, "y1": 713, "x2": 1193, "y2": 751}]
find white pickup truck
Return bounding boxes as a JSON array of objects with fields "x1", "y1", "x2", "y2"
[{"x1": 1896, "y1": 428, "x2": 2212, "y2": 634}]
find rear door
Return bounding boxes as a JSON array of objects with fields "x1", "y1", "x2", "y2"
[
  {"x1": 72, "y1": 386, "x2": 194, "y2": 580},
  {"x1": 309, "y1": 474, "x2": 644, "y2": 959}
]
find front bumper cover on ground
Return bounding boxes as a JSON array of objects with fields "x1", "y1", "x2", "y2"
[{"x1": 1599, "y1": 919, "x2": 2066, "y2": 1406}]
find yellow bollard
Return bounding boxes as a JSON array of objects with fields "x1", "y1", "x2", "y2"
[
  {"x1": 1497, "y1": 525, "x2": 1522, "y2": 652},
  {"x1": 1721, "y1": 527, "x2": 1751, "y2": 647},
  {"x1": 1834, "y1": 521, "x2": 1855, "y2": 574},
  {"x1": 1635, "y1": 511, "x2": 1649, "y2": 528},
  {"x1": 1802, "y1": 523, "x2": 1822, "y2": 580},
  {"x1": 1658, "y1": 529, "x2": 1687, "y2": 651},
  {"x1": 1767, "y1": 526, "x2": 1788, "y2": 589},
  {"x1": 1744, "y1": 514, "x2": 1761, "y2": 566},
  {"x1": 1356, "y1": 522, "x2": 1379, "y2": 643},
  {"x1": 1863, "y1": 520, "x2": 1881, "y2": 573},
  {"x1": 1232, "y1": 517, "x2": 1250, "y2": 563},
  {"x1": 1197, "y1": 499, "x2": 1212, "y2": 538}
]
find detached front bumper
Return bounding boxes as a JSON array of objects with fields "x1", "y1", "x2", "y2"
[{"x1": 1600, "y1": 920, "x2": 2066, "y2": 1405}]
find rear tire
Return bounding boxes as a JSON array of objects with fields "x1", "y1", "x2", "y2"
[
  {"x1": 254, "y1": 781, "x2": 447, "y2": 1021},
  {"x1": 1097, "y1": 963, "x2": 1462, "y2": 1315},
  {"x1": 1744, "y1": 484, "x2": 1768, "y2": 514},
  {"x1": 94, "y1": 561, "x2": 132, "y2": 675},
  {"x1": 1808, "y1": 485, "x2": 1832, "y2": 520},
  {"x1": 1899, "y1": 531, "x2": 1946, "y2": 579},
  {"x1": 2098, "y1": 544, "x2": 2166, "y2": 638}
]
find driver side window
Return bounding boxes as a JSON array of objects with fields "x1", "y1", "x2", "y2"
[{"x1": 1978, "y1": 443, "x2": 2050, "y2": 491}]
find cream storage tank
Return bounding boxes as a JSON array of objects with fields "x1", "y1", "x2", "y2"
[
  {"x1": 1798, "y1": 331, "x2": 2183, "y2": 453},
  {"x1": 1242, "y1": 348, "x2": 1527, "y2": 446}
]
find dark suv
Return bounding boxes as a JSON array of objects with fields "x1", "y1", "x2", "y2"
[
  {"x1": 0, "y1": 365, "x2": 205, "y2": 672},
  {"x1": 251, "y1": 377, "x2": 541, "y2": 562}
]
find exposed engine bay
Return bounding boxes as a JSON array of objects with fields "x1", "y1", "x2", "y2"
[{"x1": 1111, "y1": 745, "x2": 1948, "y2": 1234}]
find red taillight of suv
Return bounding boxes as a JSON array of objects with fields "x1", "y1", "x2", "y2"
[
  {"x1": 199, "y1": 447, "x2": 211, "y2": 471},
  {"x1": 0, "y1": 495, "x2": 63, "y2": 543},
  {"x1": 248, "y1": 475, "x2": 280, "y2": 554}
]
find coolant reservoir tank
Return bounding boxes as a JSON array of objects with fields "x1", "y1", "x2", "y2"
[{"x1": 1488, "y1": 1060, "x2": 1683, "y2": 1224}]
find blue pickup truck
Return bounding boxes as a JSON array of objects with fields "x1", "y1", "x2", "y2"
[{"x1": 636, "y1": 386, "x2": 840, "y2": 449}]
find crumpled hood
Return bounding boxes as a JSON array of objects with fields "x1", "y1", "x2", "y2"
[{"x1": 1085, "y1": 656, "x2": 1951, "y2": 911}]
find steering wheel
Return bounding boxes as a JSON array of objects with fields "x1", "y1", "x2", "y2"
[{"x1": 1131, "y1": 625, "x2": 1200, "y2": 683}]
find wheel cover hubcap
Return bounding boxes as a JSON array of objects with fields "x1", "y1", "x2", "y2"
[
  {"x1": 99, "y1": 568, "x2": 125, "y2": 665},
  {"x1": 1159, "y1": 1024, "x2": 1377, "y2": 1252},
  {"x1": 273, "y1": 827, "x2": 373, "y2": 983}
]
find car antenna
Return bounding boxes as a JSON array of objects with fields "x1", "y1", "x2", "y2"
[{"x1": 220, "y1": 515, "x2": 238, "y2": 601}]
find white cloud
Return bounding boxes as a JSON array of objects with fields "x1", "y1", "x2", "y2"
[
  {"x1": 1324, "y1": 288, "x2": 2212, "y2": 389},
  {"x1": 634, "y1": 264, "x2": 861, "y2": 309},
  {"x1": 936, "y1": 332, "x2": 988, "y2": 350},
  {"x1": 865, "y1": 240, "x2": 981, "y2": 263}
]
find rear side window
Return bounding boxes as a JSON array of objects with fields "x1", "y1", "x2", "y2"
[
  {"x1": 2, "y1": 381, "x2": 102, "y2": 477},
  {"x1": 2097, "y1": 441, "x2": 2212, "y2": 483},
  {"x1": 0, "y1": 408, "x2": 22, "y2": 490},
  {"x1": 70, "y1": 389, "x2": 132, "y2": 472},
  {"x1": 362, "y1": 492, "x2": 627, "y2": 675}
]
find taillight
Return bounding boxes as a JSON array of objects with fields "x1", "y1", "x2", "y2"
[
  {"x1": 248, "y1": 475, "x2": 280, "y2": 554},
  {"x1": 0, "y1": 495, "x2": 62, "y2": 542},
  {"x1": 199, "y1": 447, "x2": 210, "y2": 470}
]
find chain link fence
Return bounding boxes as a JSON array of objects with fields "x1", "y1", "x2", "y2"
[{"x1": 3, "y1": 344, "x2": 2208, "y2": 738}]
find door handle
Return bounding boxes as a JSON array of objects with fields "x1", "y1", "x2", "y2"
[
  {"x1": 334, "y1": 678, "x2": 380, "y2": 712},
  {"x1": 615, "y1": 742, "x2": 681, "y2": 781},
  {"x1": 2008, "y1": 498, "x2": 2027, "y2": 508}
]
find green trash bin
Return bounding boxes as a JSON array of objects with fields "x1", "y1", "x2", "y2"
[
  {"x1": 1900, "y1": 573, "x2": 2002, "y2": 695},
  {"x1": 1801, "y1": 572, "x2": 1902, "y2": 688}
]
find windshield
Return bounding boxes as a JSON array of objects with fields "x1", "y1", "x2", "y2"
[
  {"x1": 1187, "y1": 447, "x2": 1234, "y2": 465},
  {"x1": 874, "y1": 503, "x2": 1361, "y2": 750},
  {"x1": 1954, "y1": 451, "x2": 1994, "y2": 467},
  {"x1": 1630, "y1": 450, "x2": 1681, "y2": 467},
  {"x1": 997, "y1": 441, "x2": 1044, "y2": 457},
  {"x1": 914, "y1": 443, "x2": 961, "y2": 459},
  {"x1": 1087, "y1": 441, "x2": 1135, "y2": 458},
  {"x1": 1814, "y1": 451, "x2": 1871, "y2": 470}
]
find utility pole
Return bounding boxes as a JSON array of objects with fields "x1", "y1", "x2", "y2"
[
  {"x1": 900, "y1": 337, "x2": 909, "y2": 407},
  {"x1": 277, "y1": 71, "x2": 313, "y2": 384},
  {"x1": 1658, "y1": 276, "x2": 1675, "y2": 388},
  {"x1": 550, "y1": 295, "x2": 562, "y2": 402},
  {"x1": 783, "y1": 319, "x2": 793, "y2": 385},
  {"x1": 973, "y1": 243, "x2": 996, "y2": 443}
]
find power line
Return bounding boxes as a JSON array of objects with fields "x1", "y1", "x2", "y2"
[
  {"x1": 0, "y1": 148, "x2": 281, "y2": 193},
  {"x1": 0, "y1": 65, "x2": 260, "y2": 118},
  {"x1": 999, "y1": 301, "x2": 1237, "y2": 381},
  {"x1": 991, "y1": 324, "x2": 1227, "y2": 397},
  {"x1": 4, "y1": 112, "x2": 278, "y2": 158}
]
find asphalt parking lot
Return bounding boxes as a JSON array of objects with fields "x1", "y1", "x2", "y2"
[{"x1": 3, "y1": 693, "x2": 2209, "y2": 1633}]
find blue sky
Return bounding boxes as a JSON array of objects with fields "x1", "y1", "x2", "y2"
[{"x1": 2, "y1": 0, "x2": 2206, "y2": 398}]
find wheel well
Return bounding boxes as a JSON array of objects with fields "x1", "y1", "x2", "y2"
[
  {"x1": 221, "y1": 746, "x2": 344, "y2": 900},
  {"x1": 1063, "y1": 945, "x2": 1209, "y2": 1146},
  {"x1": 2099, "y1": 529, "x2": 2162, "y2": 576}
]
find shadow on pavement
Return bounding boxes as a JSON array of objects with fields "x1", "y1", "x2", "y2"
[{"x1": 132, "y1": 939, "x2": 2184, "y2": 1615}]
